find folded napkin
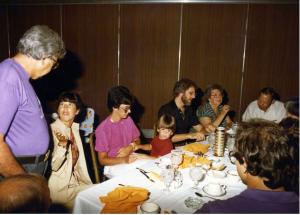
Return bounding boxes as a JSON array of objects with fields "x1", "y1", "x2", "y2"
[
  {"x1": 179, "y1": 155, "x2": 211, "y2": 169},
  {"x1": 182, "y1": 142, "x2": 209, "y2": 154},
  {"x1": 99, "y1": 186, "x2": 149, "y2": 213}
]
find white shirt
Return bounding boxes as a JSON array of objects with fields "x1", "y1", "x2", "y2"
[{"x1": 242, "y1": 100, "x2": 287, "y2": 123}]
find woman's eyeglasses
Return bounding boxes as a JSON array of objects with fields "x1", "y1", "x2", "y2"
[{"x1": 119, "y1": 106, "x2": 131, "y2": 113}]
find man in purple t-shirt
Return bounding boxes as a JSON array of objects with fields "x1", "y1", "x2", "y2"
[
  {"x1": 195, "y1": 120, "x2": 299, "y2": 213},
  {"x1": 0, "y1": 25, "x2": 65, "y2": 178}
]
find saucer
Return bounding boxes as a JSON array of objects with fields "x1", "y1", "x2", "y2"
[
  {"x1": 202, "y1": 184, "x2": 226, "y2": 197},
  {"x1": 207, "y1": 170, "x2": 227, "y2": 178},
  {"x1": 227, "y1": 170, "x2": 238, "y2": 176}
]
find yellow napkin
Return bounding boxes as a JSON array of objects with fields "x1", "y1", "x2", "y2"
[
  {"x1": 99, "y1": 186, "x2": 149, "y2": 214},
  {"x1": 182, "y1": 142, "x2": 210, "y2": 154},
  {"x1": 179, "y1": 155, "x2": 212, "y2": 169}
]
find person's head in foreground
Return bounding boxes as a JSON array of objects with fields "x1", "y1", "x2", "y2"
[
  {"x1": 196, "y1": 119, "x2": 299, "y2": 213},
  {"x1": 232, "y1": 119, "x2": 298, "y2": 193},
  {"x1": 0, "y1": 174, "x2": 51, "y2": 213}
]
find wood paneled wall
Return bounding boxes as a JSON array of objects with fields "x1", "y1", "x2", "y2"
[
  {"x1": 0, "y1": 6, "x2": 8, "y2": 60},
  {"x1": 0, "y1": 3, "x2": 298, "y2": 128},
  {"x1": 120, "y1": 4, "x2": 181, "y2": 127}
]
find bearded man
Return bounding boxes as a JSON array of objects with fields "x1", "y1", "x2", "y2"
[{"x1": 158, "y1": 78, "x2": 205, "y2": 145}]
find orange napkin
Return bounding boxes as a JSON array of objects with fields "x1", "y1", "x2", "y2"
[
  {"x1": 182, "y1": 142, "x2": 209, "y2": 154},
  {"x1": 99, "y1": 186, "x2": 149, "y2": 213},
  {"x1": 179, "y1": 155, "x2": 211, "y2": 169}
]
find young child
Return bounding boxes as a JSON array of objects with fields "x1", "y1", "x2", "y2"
[{"x1": 135, "y1": 114, "x2": 176, "y2": 157}]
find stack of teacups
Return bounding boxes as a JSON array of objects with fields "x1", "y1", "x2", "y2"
[{"x1": 214, "y1": 127, "x2": 225, "y2": 157}]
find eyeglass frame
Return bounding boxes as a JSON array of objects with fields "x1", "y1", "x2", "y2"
[
  {"x1": 48, "y1": 56, "x2": 59, "y2": 70},
  {"x1": 118, "y1": 105, "x2": 131, "y2": 113}
]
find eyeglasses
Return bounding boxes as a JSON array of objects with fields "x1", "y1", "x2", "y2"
[
  {"x1": 48, "y1": 57, "x2": 59, "y2": 70},
  {"x1": 119, "y1": 106, "x2": 131, "y2": 113}
]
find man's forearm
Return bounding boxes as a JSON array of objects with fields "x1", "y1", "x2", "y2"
[{"x1": 0, "y1": 141, "x2": 26, "y2": 177}]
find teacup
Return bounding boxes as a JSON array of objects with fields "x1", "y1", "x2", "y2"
[
  {"x1": 140, "y1": 202, "x2": 161, "y2": 214},
  {"x1": 211, "y1": 161, "x2": 225, "y2": 170},
  {"x1": 205, "y1": 183, "x2": 225, "y2": 196}
]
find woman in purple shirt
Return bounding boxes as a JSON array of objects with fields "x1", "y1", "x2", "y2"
[{"x1": 95, "y1": 86, "x2": 149, "y2": 174}]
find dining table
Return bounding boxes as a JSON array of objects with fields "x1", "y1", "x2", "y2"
[{"x1": 73, "y1": 141, "x2": 247, "y2": 214}]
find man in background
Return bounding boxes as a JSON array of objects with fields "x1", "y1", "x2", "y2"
[
  {"x1": 0, "y1": 25, "x2": 66, "y2": 178},
  {"x1": 242, "y1": 87, "x2": 286, "y2": 123},
  {"x1": 158, "y1": 78, "x2": 206, "y2": 145}
]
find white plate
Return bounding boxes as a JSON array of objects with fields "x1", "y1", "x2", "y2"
[
  {"x1": 202, "y1": 184, "x2": 226, "y2": 197},
  {"x1": 227, "y1": 170, "x2": 238, "y2": 176}
]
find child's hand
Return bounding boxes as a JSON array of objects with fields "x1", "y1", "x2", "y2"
[{"x1": 131, "y1": 142, "x2": 140, "y2": 151}]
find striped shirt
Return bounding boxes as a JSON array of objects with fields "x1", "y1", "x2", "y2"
[{"x1": 197, "y1": 102, "x2": 226, "y2": 127}]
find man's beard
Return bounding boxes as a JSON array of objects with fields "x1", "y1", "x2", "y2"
[{"x1": 181, "y1": 95, "x2": 191, "y2": 106}]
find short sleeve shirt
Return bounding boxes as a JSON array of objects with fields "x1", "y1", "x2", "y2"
[
  {"x1": 95, "y1": 116, "x2": 140, "y2": 157},
  {"x1": 0, "y1": 59, "x2": 49, "y2": 156},
  {"x1": 150, "y1": 136, "x2": 173, "y2": 157},
  {"x1": 197, "y1": 102, "x2": 226, "y2": 127},
  {"x1": 158, "y1": 100, "x2": 199, "y2": 134}
]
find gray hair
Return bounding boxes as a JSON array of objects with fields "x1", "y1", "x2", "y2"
[{"x1": 17, "y1": 25, "x2": 66, "y2": 60}]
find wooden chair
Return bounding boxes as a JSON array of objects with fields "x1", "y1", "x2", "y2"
[{"x1": 80, "y1": 108, "x2": 100, "y2": 183}]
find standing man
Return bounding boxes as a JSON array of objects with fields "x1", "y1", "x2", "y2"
[
  {"x1": 242, "y1": 87, "x2": 286, "y2": 123},
  {"x1": 158, "y1": 78, "x2": 206, "y2": 145},
  {"x1": 0, "y1": 25, "x2": 66, "y2": 178}
]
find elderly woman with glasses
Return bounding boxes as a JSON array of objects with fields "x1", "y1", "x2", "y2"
[
  {"x1": 195, "y1": 119, "x2": 299, "y2": 213},
  {"x1": 196, "y1": 84, "x2": 233, "y2": 132}
]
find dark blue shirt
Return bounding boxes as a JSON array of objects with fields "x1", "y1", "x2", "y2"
[{"x1": 196, "y1": 188, "x2": 299, "y2": 214}]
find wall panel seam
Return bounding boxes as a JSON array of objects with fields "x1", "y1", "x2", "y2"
[{"x1": 238, "y1": 3, "x2": 250, "y2": 121}]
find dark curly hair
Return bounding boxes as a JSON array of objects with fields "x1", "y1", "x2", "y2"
[
  {"x1": 232, "y1": 119, "x2": 298, "y2": 193},
  {"x1": 173, "y1": 78, "x2": 197, "y2": 97},
  {"x1": 203, "y1": 84, "x2": 225, "y2": 103}
]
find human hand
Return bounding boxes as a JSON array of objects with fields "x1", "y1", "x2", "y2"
[
  {"x1": 221, "y1": 105, "x2": 230, "y2": 115},
  {"x1": 127, "y1": 154, "x2": 138, "y2": 163},
  {"x1": 205, "y1": 124, "x2": 216, "y2": 133},
  {"x1": 54, "y1": 131, "x2": 68, "y2": 147},
  {"x1": 117, "y1": 145, "x2": 133, "y2": 157},
  {"x1": 131, "y1": 142, "x2": 139, "y2": 151},
  {"x1": 189, "y1": 132, "x2": 205, "y2": 141}
]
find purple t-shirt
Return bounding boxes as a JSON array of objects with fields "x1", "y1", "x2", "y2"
[
  {"x1": 0, "y1": 59, "x2": 49, "y2": 156},
  {"x1": 95, "y1": 116, "x2": 140, "y2": 157},
  {"x1": 196, "y1": 188, "x2": 299, "y2": 213}
]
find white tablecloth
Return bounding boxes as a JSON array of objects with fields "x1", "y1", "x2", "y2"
[{"x1": 73, "y1": 145, "x2": 246, "y2": 214}]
